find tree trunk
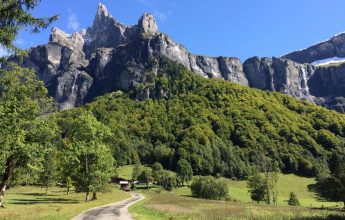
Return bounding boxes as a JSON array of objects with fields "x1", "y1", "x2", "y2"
[
  {"x1": 0, "y1": 158, "x2": 14, "y2": 208},
  {"x1": 66, "y1": 186, "x2": 70, "y2": 195},
  {"x1": 0, "y1": 185, "x2": 6, "y2": 208},
  {"x1": 265, "y1": 185, "x2": 270, "y2": 204},
  {"x1": 45, "y1": 186, "x2": 48, "y2": 195},
  {"x1": 92, "y1": 192, "x2": 97, "y2": 200},
  {"x1": 85, "y1": 191, "x2": 90, "y2": 203}
]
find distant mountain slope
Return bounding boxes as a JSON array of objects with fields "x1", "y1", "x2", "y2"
[
  {"x1": 13, "y1": 3, "x2": 345, "y2": 113},
  {"x1": 282, "y1": 32, "x2": 345, "y2": 64},
  {"x1": 58, "y1": 59, "x2": 345, "y2": 178}
]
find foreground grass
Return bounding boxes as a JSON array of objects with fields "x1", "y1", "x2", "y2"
[
  {"x1": 0, "y1": 184, "x2": 129, "y2": 220},
  {"x1": 130, "y1": 189, "x2": 345, "y2": 220}
]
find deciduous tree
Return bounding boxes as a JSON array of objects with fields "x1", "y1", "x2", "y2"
[
  {"x1": 63, "y1": 111, "x2": 115, "y2": 202},
  {"x1": 0, "y1": 63, "x2": 54, "y2": 207},
  {"x1": 176, "y1": 159, "x2": 193, "y2": 186}
]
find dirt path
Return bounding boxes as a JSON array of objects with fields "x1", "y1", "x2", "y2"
[{"x1": 71, "y1": 193, "x2": 144, "y2": 220}]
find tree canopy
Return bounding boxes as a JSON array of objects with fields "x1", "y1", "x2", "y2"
[
  {"x1": 56, "y1": 59, "x2": 345, "y2": 179},
  {"x1": 0, "y1": 0, "x2": 58, "y2": 55}
]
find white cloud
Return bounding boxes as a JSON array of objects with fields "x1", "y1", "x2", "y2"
[
  {"x1": 154, "y1": 10, "x2": 168, "y2": 23},
  {"x1": 137, "y1": 0, "x2": 172, "y2": 23},
  {"x1": 67, "y1": 10, "x2": 80, "y2": 32}
]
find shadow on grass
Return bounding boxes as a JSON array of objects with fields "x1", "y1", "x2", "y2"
[
  {"x1": 292, "y1": 215, "x2": 345, "y2": 220},
  {"x1": 16, "y1": 192, "x2": 58, "y2": 197},
  {"x1": 10, "y1": 197, "x2": 79, "y2": 205}
]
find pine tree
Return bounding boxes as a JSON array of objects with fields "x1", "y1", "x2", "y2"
[
  {"x1": 0, "y1": 0, "x2": 58, "y2": 56},
  {"x1": 288, "y1": 192, "x2": 300, "y2": 206}
]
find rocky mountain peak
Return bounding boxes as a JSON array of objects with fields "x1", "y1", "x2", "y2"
[
  {"x1": 138, "y1": 13, "x2": 158, "y2": 35},
  {"x1": 18, "y1": 3, "x2": 345, "y2": 113},
  {"x1": 49, "y1": 27, "x2": 84, "y2": 52},
  {"x1": 282, "y1": 32, "x2": 345, "y2": 64},
  {"x1": 97, "y1": 3, "x2": 110, "y2": 18},
  {"x1": 91, "y1": 3, "x2": 116, "y2": 32}
]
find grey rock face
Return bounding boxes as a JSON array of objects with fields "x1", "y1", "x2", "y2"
[
  {"x1": 282, "y1": 33, "x2": 345, "y2": 64},
  {"x1": 309, "y1": 63, "x2": 345, "y2": 97},
  {"x1": 138, "y1": 13, "x2": 158, "y2": 35},
  {"x1": 15, "y1": 3, "x2": 345, "y2": 113},
  {"x1": 244, "y1": 57, "x2": 316, "y2": 99}
]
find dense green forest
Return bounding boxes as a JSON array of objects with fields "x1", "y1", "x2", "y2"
[{"x1": 56, "y1": 59, "x2": 345, "y2": 179}]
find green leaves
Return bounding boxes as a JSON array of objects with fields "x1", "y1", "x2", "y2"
[
  {"x1": 57, "y1": 59, "x2": 345, "y2": 180},
  {"x1": 0, "y1": 62, "x2": 54, "y2": 186},
  {"x1": 0, "y1": 0, "x2": 58, "y2": 55},
  {"x1": 191, "y1": 176, "x2": 229, "y2": 200},
  {"x1": 176, "y1": 159, "x2": 193, "y2": 185},
  {"x1": 62, "y1": 111, "x2": 115, "y2": 197}
]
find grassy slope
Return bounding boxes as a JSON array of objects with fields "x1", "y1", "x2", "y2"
[
  {"x1": 130, "y1": 189, "x2": 344, "y2": 220},
  {"x1": 119, "y1": 165, "x2": 340, "y2": 208},
  {"x1": 174, "y1": 174, "x2": 340, "y2": 208},
  {"x1": 121, "y1": 164, "x2": 344, "y2": 220},
  {"x1": 0, "y1": 184, "x2": 129, "y2": 220}
]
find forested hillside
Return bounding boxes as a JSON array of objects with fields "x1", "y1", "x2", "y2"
[{"x1": 56, "y1": 59, "x2": 345, "y2": 179}]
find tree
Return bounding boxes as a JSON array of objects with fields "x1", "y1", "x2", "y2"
[
  {"x1": 66, "y1": 176, "x2": 72, "y2": 195},
  {"x1": 152, "y1": 162, "x2": 164, "y2": 183},
  {"x1": 0, "y1": 63, "x2": 55, "y2": 208},
  {"x1": 191, "y1": 176, "x2": 229, "y2": 200},
  {"x1": 262, "y1": 159, "x2": 280, "y2": 205},
  {"x1": 0, "y1": 0, "x2": 58, "y2": 55},
  {"x1": 63, "y1": 111, "x2": 116, "y2": 202},
  {"x1": 160, "y1": 171, "x2": 177, "y2": 191},
  {"x1": 316, "y1": 156, "x2": 345, "y2": 208},
  {"x1": 288, "y1": 192, "x2": 300, "y2": 206},
  {"x1": 247, "y1": 169, "x2": 266, "y2": 203},
  {"x1": 176, "y1": 159, "x2": 193, "y2": 186},
  {"x1": 132, "y1": 163, "x2": 141, "y2": 180},
  {"x1": 138, "y1": 168, "x2": 152, "y2": 189},
  {"x1": 38, "y1": 148, "x2": 58, "y2": 195}
]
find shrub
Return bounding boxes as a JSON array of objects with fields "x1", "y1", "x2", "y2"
[
  {"x1": 160, "y1": 172, "x2": 177, "y2": 191},
  {"x1": 191, "y1": 176, "x2": 229, "y2": 200},
  {"x1": 288, "y1": 192, "x2": 300, "y2": 206}
]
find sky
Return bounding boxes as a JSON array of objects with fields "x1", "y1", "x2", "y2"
[{"x1": 9, "y1": 0, "x2": 345, "y2": 61}]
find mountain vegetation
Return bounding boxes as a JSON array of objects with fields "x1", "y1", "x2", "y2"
[{"x1": 56, "y1": 59, "x2": 345, "y2": 178}]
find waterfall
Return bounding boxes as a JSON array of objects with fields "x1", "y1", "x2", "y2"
[{"x1": 301, "y1": 67, "x2": 309, "y2": 95}]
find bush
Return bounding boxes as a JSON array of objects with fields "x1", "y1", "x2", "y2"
[
  {"x1": 191, "y1": 176, "x2": 229, "y2": 200},
  {"x1": 288, "y1": 192, "x2": 300, "y2": 206},
  {"x1": 160, "y1": 172, "x2": 177, "y2": 191}
]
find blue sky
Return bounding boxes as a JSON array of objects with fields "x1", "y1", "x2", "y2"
[{"x1": 12, "y1": 0, "x2": 345, "y2": 61}]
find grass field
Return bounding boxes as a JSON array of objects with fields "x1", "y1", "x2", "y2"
[
  {"x1": 0, "y1": 184, "x2": 129, "y2": 220},
  {"x1": 130, "y1": 189, "x2": 345, "y2": 220},
  {"x1": 129, "y1": 172, "x2": 345, "y2": 220},
  {"x1": 174, "y1": 174, "x2": 341, "y2": 208},
  {"x1": 2, "y1": 167, "x2": 344, "y2": 220}
]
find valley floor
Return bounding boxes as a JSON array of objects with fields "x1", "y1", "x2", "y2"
[
  {"x1": 118, "y1": 165, "x2": 345, "y2": 220},
  {"x1": 0, "y1": 185, "x2": 129, "y2": 220},
  {"x1": 129, "y1": 189, "x2": 345, "y2": 220},
  {"x1": 0, "y1": 168, "x2": 344, "y2": 220}
]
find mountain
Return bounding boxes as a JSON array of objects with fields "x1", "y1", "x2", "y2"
[
  {"x1": 282, "y1": 32, "x2": 345, "y2": 64},
  {"x1": 58, "y1": 57, "x2": 345, "y2": 178},
  {"x1": 17, "y1": 4, "x2": 345, "y2": 112}
]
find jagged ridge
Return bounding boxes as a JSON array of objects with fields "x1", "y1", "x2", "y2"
[{"x1": 19, "y1": 3, "x2": 345, "y2": 112}]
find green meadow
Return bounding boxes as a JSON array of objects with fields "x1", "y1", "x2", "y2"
[{"x1": 0, "y1": 185, "x2": 129, "y2": 220}]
